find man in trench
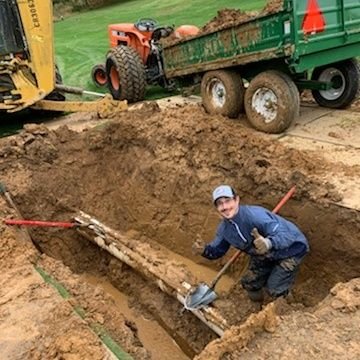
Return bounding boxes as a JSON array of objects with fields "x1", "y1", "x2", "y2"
[{"x1": 193, "y1": 185, "x2": 309, "y2": 302}]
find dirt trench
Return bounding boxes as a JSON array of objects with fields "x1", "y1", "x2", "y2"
[{"x1": 0, "y1": 102, "x2": 359, "y2": 358}]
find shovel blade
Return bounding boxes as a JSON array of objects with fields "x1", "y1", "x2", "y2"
[{"x1": 184, "y1": 283, "x2": 217, "y2": 310}]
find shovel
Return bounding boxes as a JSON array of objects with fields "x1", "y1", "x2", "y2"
[{"x1": 184, "y1": 185, "x2": 296, "y2": 310}]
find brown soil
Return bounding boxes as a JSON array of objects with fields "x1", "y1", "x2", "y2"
[
  {"x1": 196, "y1": 279, "x2": 360, "y2": 359},
  {"x1": 163, "y1": 1, "x2": 284, "y2": 46},
  {"x1": 200, "y1": 0, "x2": 283, "y2": 34},
  {"x1": 0, "y1": 198, "x2": 149, "y2": 359},
  {"x1": 0, "y1": 101, "x2": 359, "y2": 358}
]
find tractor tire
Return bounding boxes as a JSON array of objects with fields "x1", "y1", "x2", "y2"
[
  {"x1": 91, "y1": 64, "x2": 108, "y2": 88},
  {"x1": 106, "y1": 46, "x2": 146, "y2": 103},
  {"x1": 311, "y1": 58, "x2": 360, "y2": 109},
  {"x1": 201, "y1": 70, "x2": 244, "y2": 118},
  {"x1": 244, "y1": 71, "x2": 299, "y2": 134}
]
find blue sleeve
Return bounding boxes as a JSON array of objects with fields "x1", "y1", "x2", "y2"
[
  {"x1": 250, "y1": 209, "x2": 303, "y2": 251},
  {"x1": 202, "y1": 222, "x2": 230, "y2": 260},
  {"x1": 249, "y1": 208, "x2": 282, "y2": 249}
]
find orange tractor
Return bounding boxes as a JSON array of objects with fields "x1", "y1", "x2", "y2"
[{"x1": 91, "y1": 18, "x2": 199, "y2": 103}]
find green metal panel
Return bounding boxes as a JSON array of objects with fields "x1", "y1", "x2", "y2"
[
  {"x1": 289, "y1": 0, "x2": 360, "y2": 71},
  {"x1": 163, "y1": 0, "x2": 360, "y2": 78},
  {"x1": 163, "y1": 9, "x2": 292, "y2": 78}
]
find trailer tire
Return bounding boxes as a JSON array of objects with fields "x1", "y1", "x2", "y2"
[
  {"x1": 201, "y1": 70, "x2": 244, "y2": 118},
  {"x1": 311, "y1": 58, "x2": 360, "y2": 109},
  {"x1": 91, "y1": 64, "x2": 108, "y2": 88},
  {"x1": 244, "y1": 71, "x2": 299, "y2": 134},
  {"x1": 106, "y1": 46, "x2": 146, "y2": 103}
]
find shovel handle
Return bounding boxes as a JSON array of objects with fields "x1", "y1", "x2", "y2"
[
  {"x1": 209, "y1": 251, "x2": 241, "y2": 289},
  {"x1": 272, "y1": 185, "x2": 296, "y2": 214},
  {"x1": 4, "y1": 219, "x2": 77, "y2": 228},
  {"x1": 209, "y1": 185, "x2": 296, "y2": 290}
]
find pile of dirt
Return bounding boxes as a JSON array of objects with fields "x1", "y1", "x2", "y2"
[
  {"x1": 197, "y1": 279, "x2": 360, "y2": 359},
  {"x1": 200, "y1": 0, "x2": 283, "y2": 34},
  {"x1": 163, "y1": 0, "x2": 284, "y2": 46},
  {"x1": 200, "y1": 8, "x2": 258, "y2": 34}
]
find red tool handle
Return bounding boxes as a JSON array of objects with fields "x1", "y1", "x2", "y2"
[
  {"x1": 4, "y1": 219, "x2": 77, "y2": 228},
  {"x1": 272, "y1": 185, "x2": 296, "y2": 214},
  {"x1": 209, "y1": 185, "x2": 296, "y2": 289}
]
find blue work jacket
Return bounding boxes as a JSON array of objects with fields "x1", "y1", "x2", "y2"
[{"x1": 202, "y1": 205, "x2": 309, "y2": 261}]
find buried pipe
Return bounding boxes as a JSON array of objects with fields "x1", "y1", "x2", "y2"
[{"x1": 75, "y1": 211, "x2": 228, "y2": 336}]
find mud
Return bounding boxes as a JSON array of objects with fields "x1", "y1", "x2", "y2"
[
  {"x1": 163, "y1": 0, "x2": 284, "y2": 46},
  {"x1": 200, "y1": 1, "x2": 283, "y2": 33},
  {"x1": 0, "y1": 100, "x2": 359, "y2": 358},
  {"x1": 196, "y1": 279, "x2": 360, "y2": 359},
  {"x1": 0, "y1": 198, "x2": 149, "y2": 359}
]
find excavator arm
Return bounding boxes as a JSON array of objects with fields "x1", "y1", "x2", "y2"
[
  {"x1": 0, "y1": 1, "x2": 127, "y2": 116},
  {"x1": 0, "y1": 0, "x2": 55, "y2": 112}
]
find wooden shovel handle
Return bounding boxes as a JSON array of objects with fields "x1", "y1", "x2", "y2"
[{"x1": 209, "y1": 251, "x2": 241, "y2": 289}]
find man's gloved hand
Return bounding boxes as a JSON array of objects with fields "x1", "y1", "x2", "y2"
[
  {"x1": 280, "y1": 257, "x2": 298, "y2": 272},
  {"x1": 251, "y1": 228, "x2": 272, "y2": 255},
  {"x1": 192, "y1": 235, "x2": 205, "y2": 256}
]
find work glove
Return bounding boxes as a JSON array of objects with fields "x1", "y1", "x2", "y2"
[
  {"x1": 280, "y1": 257, "x2": 298, "y2": 272},
  {"x1": 251, "y1": 228, "x2": 272, "y2": 255},
  {"x1": 192, "y1": 235, "x2": 205, "y2": 256}
]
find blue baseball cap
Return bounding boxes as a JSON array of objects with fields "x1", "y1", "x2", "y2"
[{"x1": 212, "y1": 185, "x2": 235, "y2": 203}]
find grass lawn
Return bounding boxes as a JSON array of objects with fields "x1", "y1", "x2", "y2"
[{"x1": 55, "y1": 0, "x2": 266, "y2": 96}]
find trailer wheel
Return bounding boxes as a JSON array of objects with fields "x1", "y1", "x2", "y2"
[
  {"x1": 201, "y1": 70, "x2": 244, "y2": 118},
  {"x1": 244, "y1": 71, "x2": 299, "y2": 134},
  {"x1": 311, "y1": 58, "x2": 360, "y2": 109},
  {"x1": 91, "y1": 64, "x2": 108, "y2": 88},
  {"x1": 106, "y1": 45, "x2": 146, "y2": 103}
]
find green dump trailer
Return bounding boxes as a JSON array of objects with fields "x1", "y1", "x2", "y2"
[{"x1": 163, "y1": 0, "x2": 360, "y2": 133}]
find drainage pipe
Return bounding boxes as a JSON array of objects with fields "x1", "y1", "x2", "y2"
[{"x1": 76, "y1": 211, "x2": 227, "y2": 337}]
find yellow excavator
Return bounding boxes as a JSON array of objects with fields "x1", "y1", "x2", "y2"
[{"x1": 0, "y1": 0, "x2": 127, "y2": 117}]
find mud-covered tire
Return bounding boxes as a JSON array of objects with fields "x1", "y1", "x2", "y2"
[
  {"x1": 91, "y1": 64, "x2": 108, "y2": 88},
  {"x1": 244, "y1": 71, "x2": 299, "y2": 134},
  {"x1": 106, "y1": 46, "x2": 146, "y2": 103},
  {"x1": 201, "y1": 70, "x2": 244, "y2": 118},
  {"x1": 311, "y1": 58, "x2": 360, "y2": 109}
]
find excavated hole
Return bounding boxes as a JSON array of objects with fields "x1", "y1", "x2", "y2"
[{"x1": 4, "y1": 105, "x2": 359, "y2": 357}]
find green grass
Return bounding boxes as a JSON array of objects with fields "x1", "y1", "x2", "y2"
[{"x1": 55, "y1": 0, "x2": 266, "y2": 94}]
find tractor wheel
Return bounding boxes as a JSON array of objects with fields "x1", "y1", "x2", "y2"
[
  {"x1": 201, "y1": 70, "x2": 244, "y2": 118},
  {"x1": 91, "y1": 64, "x2": 108, "y2": 87},
  {"x1": 311, "y1": 58, "x2": 360, "y2": 109},
  {"x1": 244, "y1": 71, "x2": 299, "y2": 134},
  {"x1": 106, "y1": 46, "x2": 146, "y2": 103}
]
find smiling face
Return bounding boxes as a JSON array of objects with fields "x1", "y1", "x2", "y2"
[{"x1": 215, "y1": 196, "x2": 240, "y2": 219}]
